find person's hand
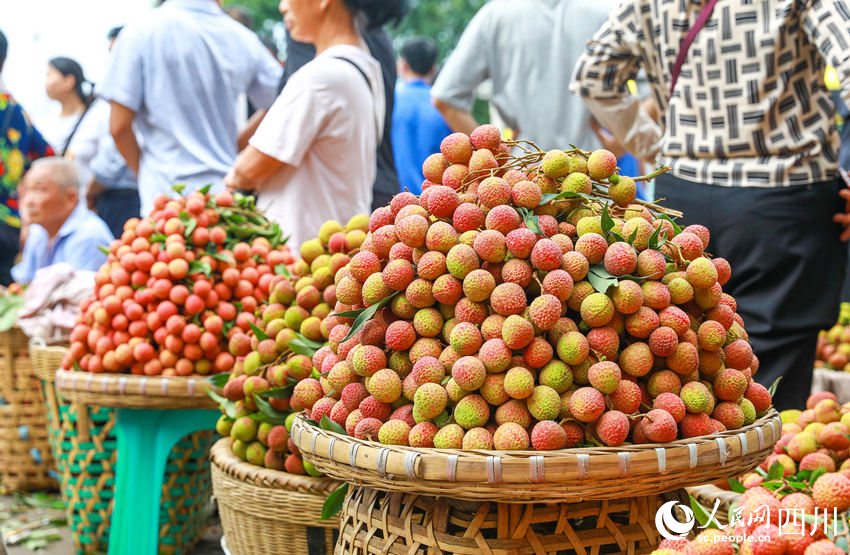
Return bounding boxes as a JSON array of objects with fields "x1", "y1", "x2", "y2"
[
  {"x1": 833, "y1": 168, "x2": 850, "y2": 241},
  {"x1": 224, "y1": 169, "x2": 243, "y2": 193},
  {"x1": 86, "y1": 180, "x2": 105, "y2": 211}
]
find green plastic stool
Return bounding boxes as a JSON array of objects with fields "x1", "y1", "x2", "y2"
[{"x1": 108, "y1": 408, "x2": 218, "y2": 555}]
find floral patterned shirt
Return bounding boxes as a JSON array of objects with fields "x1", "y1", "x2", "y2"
[{"x1": 0, "y1": 94, "x2": 54, "y2": 227}]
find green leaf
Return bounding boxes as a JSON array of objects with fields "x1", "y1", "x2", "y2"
[
  {"x1": 289, "y1": 340, "x2": 318, "y2": 358},
  {"x1": 656, "y1": 213, "x2": 682, "y2": 234},
  {"x1": 647, "y1": 223, "x2": 668, "y2": 250},
  {"x1": 210, "y1": 252, "x2": 233, "y2": 264},
  {"x1": 767, "y1": 461, "x2": 785, "y2": 481},
  {"x1": 331, "y1": 309, "x2": 365, "y2": 319},
  {"x1": 762, "y1": 480, "x2": 783, "y2": 491},
  {"x1": 206, "y1": 389, "x2": 237, "y2": 418},
  {"x1": 586, "y1": 265, "x2": 620, "y2": 294},
  {"x1": 320, "y1": 415, "x2": 347, "y2": 436},
  {"x1": 184, "y1": 217, "x2": 198, "y2": 239},
  {"x1": 188, "y1": 260, "x2": 212, "y2": 276},
  {"x1": 206, "y1": 373, "x2": 231, "y2": 388},
  {"x1": 149, "y1": 233, "x2": 167, "y2": 243},
  {"x1": 601, "y1": 205, "x2": 615, "y2": 237},
  {"x1": 249, "y1": 322, "x2": 270, "y2": 341},
  {"x1": 538, "y1": 190, "x2": 595, "y2": 206},
  {"x1": 253, "y1": 394, "x2": 288, "y2": 425},
  {"x1": 294, "y1": 333, "x2": 325, "y2": 350},
  {"x1": 339, "y1": 291, "x2": 400, "y2": 344},
  {"x1": 787, "y1": 481, "x2": 807, "y2": 490},
  {"x1": 689, "y1": 495, "x2": 720, "y2": 529},
  {"x1": 263, "y1": 385, "x2": 295, "y2": 399},
  {"x1": 810, "y1": 467, "x2": 826, "y2": 484},
  {"x1": 321, "y1": 483, "x2": 348, "y2": 520},
  {"x1": 97, "y1": 245, "x2": 110, "y2": 255},
  {"x1": 171, "y1": 183, "x2": 186, "y2": 194},
  {"x1": 626, "y1": 227, "x2": 639, "y2": 245},
  {"x1": 517, "y1": 207, "x2": 546, "y2": 237},
  {"x1": 768, "y1": 377, "x2": 782, "y2": 398},
  {"x1": 274, "y1": 263, "x2": 291, "y2": 277},
  {"x1": 0, "y1": 295, "x2": 25, "y2": 331},
  {"x1": 199, "y1": 184, "x2": 212, "y2": 195},
  {"x1": 727, "y1": 478, "x2": 746, "y2": 494}
]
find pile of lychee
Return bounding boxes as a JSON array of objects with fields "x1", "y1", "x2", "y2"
[
  {"x1": 743, "y1": 391, "x2": 850, "y2": 486},
  {"x1": 815, "y1": 302, "x2": 850, "y2": 372},
  {"x1": 216, "y1": 215, "x2": 370, "y2": 472},
  {"x1": 288, "y1": 126, "x2": 772, "y2": 451},
  {"x1": 64, "y1": 190, "x2": 295, "y2": 376}
]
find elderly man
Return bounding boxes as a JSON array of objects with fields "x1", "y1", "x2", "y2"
[{"x1": 11, "y1": 158, "x2": 112, "y2": 283}]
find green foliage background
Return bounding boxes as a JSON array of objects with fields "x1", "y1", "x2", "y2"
[
  {"x1": 222, "y1": 0, "x2": 489, "y2": 122},
  {"x1": 223, "y1": 0, "x2": 487, "y2": 63}
]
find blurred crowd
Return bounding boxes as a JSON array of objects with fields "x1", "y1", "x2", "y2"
[{"x1": 3, "y1": 0, "x2": 850, "y2": 407}]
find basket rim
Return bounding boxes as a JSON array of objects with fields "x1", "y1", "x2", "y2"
[
  {"x1": 28, "y1": 343, "x2": 69, "y2": 381},
  {"x1": 210, "y1": 438, "x2": 341, "y2": 495},
  {"x1": 54, "y1": 368, "x2": 220, "y2": 409},
  {"x1": 292, "y1": 409, "x2": 780, "y2": 488}
]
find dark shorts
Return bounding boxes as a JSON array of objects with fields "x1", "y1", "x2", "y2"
[{"x1": 656, "y1": 173, "x2": 847, "y2": 409}]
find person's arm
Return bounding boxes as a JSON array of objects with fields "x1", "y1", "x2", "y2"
[
  {"x1": 86, "y1": 178, "x2": 105, "y2": 210},
  {"x1": 431, "y1": 98, "x2": 479, "y2": 135},
  {"x1": 430, "y1": 6, "x2": 492, "y2": 133},
  {"x1": 109, "y1": 102, "x2": 140, "y2": 174},
  {"x1": 569, "y1": 0, "x2": 661, "y2": 162},
  {"x1": 224, "y1": 145, "x2": 289, "y2": 192},
  {"x1": 246, "y1": 37, "x2": 284, "y2": 111},
  {"x1": 238, "y1": 109, "x2": 267, "y2": 152}
]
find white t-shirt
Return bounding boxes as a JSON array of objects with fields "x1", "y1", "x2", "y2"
[
  {"x1": 40, "y1": 112, "x2": 82, "y2": 153},
  {"x1": 249, "y1": 44, "x2": 384, "y2": 250}
]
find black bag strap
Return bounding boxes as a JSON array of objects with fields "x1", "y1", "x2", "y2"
[
  {"x1": 60, "y1": 103, "x2": 91, "y2": 157},
  {"x1": 333, "y1": 56, "x2": 372, "y2": 94}
]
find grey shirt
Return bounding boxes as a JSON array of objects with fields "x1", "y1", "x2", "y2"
[
  {"x1": 99, "y1": 0, "x2": 282, "y2": 214},
  {"x1": 431, "y1": 0, "x2": 616, "y2": 152}
]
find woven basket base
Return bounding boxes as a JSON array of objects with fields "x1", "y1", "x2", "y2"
[
  {"x1": 336, "y1": 486, "x2": 690, "y2": 555},
  {"x1": 211, "y1": 439, "x2": 340, "y2": 555},
  {"x1": 0, "y1": 329, "x2": 56, "y2": 491}
]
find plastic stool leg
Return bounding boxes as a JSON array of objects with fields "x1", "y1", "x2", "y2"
[{"x1": 108, "y1": 408, "x2": 218, "y2": 555}]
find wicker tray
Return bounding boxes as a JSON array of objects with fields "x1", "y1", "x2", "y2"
[
  {"x1": 54, "y1": 369, "x2": 219, "y2": 410},
  {"x1": 336, "y1": 485, "x2": 690, "y2": 555},
  {"x1": 811, "y1": 368, "x2": 850, "y2": 403},
  {"x1": 210, "y1": 439, "x2": 341, "y2": 555},
  {"x1": 292, "y1": 409, "x2": 780, "y2": 503},
  {"x1": 32, "y1": 344, "x2": 214, "y2": 553},
  {"x1": 0, "y1": 328, "x2": 56, "y2": 491}
]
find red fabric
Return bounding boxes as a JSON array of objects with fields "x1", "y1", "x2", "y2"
[{"x1": 670, "y1": 0, "x2": 721, "y2": 97}]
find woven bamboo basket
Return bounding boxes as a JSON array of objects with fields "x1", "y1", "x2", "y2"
[
  {"x1": 0, "y1": 328, "x2": 56, "y2": 491},
  {"x1": 336, "y1": 485, "x2": 690, "y2": 555},
  {"x1": 686, "y1": 484, "x2": 741, "y2": 526},
  {"x1": 210, "y1": 439, "x2": 342, "y2": 555},
  {"x1": 292, "y1": 410, "x2": 781, "y2": 504},
  {"x1": 32, "y1": 345, "x2": 215, "y2": 553},
  {"x1": 54, "y1": 368, "x2": 219, "y2": 410},
  {"x1": 811, "y1": 368, "x2": 850, "y2": 403}
]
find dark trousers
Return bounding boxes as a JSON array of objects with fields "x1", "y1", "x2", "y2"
[
  {"x1": 96, "y1": 189, "x2": 141, "y2": 239},
  {"x1": 371, "y1": 190, "x2": 394, "y2": 212},
  {"x1": 656, "y1": 174, "x2": 847, "y2": 410},
  {"x1": 0, "y1": 222, "x2": 19, "y2": 286}
]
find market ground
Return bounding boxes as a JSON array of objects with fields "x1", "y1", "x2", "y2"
[{"x1": 0, "y1": 495, "x2": 225, "y2": 555}]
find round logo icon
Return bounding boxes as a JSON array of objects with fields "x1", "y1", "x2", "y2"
[{"x1": 655, "y1": 500, "x2": 696, "y2": 540}]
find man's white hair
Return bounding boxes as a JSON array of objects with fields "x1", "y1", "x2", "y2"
[{"x1": 29, "y1": 157, "x2": 80, "y2": 191}]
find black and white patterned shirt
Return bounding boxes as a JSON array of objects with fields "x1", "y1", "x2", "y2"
[{"x1": 570, "y1": 0, "x2": 850, "y2": 187}]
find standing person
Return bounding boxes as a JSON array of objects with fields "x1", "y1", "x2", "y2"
[
  {"x1": 392, "y1": 37, "x2": 451, "y2": 196},
  {"x1": 0, "y1": 29, "x2": 55, "y2": 285},
  {"x1": 249, "y1": 21, "x2": 404, "y2": 211},
  {"x1": 79, "y1": 26, "x2": 140, "y2": 238},
  {"x1": 570, "y1": 0, "x2": 850, "y2": 410},
  {"x1": 430, "y1": 0, "x2": 616, "y2": 152},
  {"x1": 225, "y1": 0, "x2": 406, "y2": 250},
  {"x1": 42, "y1": 57, "x2": 93, "y2": 156},
  {"x1": 99, "y1": 0, "x2": 282, "y2": 216}
]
